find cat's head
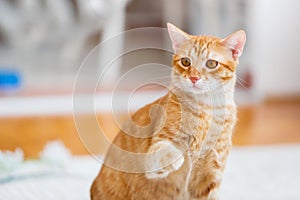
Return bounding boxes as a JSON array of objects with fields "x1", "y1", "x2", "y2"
[{"x1": 167, "y1": 23, "x2": 246, "y2": 95}]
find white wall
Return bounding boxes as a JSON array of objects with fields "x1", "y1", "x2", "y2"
[{"x1": 249, "y1": 0, "x2": 300, "y2": 97}]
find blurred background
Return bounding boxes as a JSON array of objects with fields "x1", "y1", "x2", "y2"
[
  {"x1": 0, "y1": 0, "x2": 300, "y2": 199},
  {"x1": 1, "y1": 0, "x2": 300, "y2": 155}
]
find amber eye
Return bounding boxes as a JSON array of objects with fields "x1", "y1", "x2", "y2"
[
  {"x1": 180, "y1": 57, "x2": 191, "y2": 67},
  {"x1": 206, "y1": 59, "x2": 219, "y2": 69}
]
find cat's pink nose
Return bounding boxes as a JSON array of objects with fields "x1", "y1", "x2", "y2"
[{"x1": 189, "y1": 77, "x2": 199, "y2": 84}]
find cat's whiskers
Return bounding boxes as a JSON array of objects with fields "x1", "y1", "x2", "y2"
[{"x1": 236, "y1": 75, "x2": 247, "y2": 89}]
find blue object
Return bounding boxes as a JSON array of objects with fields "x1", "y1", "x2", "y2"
[{"x1": 0, "y1": 68, "x2": 22, "y2": 91}]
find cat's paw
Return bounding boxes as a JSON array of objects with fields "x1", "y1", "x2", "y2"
[{"x1": 145, "y1": 141, "x2": 184, "y2": 179}]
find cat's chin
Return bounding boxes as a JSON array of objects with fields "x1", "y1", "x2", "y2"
[
  {"x1": 189, "y1": 86, "x2": 208, "y2": 95},
  {"x1": 178, "y1": 85, "x2": 209, "y2": 96},
  {"x1": 182, "y1": 84, "x2": 224, "y2": 96},
  {"x1": 172, "y1": 81, "x2": 217, "y2": 96},
  {"x1": 173, "y1": 83, "x2": 208, "y2": 95}
]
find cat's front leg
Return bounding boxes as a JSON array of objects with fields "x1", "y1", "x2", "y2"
[{"x1": 145, "y1": 140, "x2": 184, "y2": 179}]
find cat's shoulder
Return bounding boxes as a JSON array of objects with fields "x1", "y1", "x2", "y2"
[{"x1": 130, "y1": 94, "x2": 169, "y2": 126}]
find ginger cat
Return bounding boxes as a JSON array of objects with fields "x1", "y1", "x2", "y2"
[{"x1": 91, "y1": 23, "x2": 246, "y2": 200}]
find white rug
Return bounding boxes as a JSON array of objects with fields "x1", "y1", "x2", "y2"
[
  {"x1": 0, "y1": 145, "x2": 299, "y2": 200},
  {"x1": 221, "y1": 145, "x2": 300, "y2": 200}
]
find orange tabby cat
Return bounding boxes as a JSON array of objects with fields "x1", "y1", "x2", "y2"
[{"x1": 91, "y1": 23, "x2": 246, "y2": 200}]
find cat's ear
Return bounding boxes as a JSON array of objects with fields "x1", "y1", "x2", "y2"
[
  {"x1": 167, "y1": 23, "x2": 190, "y2": 53},
  {"x1": 221, "y1": 30, "x2": 246, "y2": 60}
]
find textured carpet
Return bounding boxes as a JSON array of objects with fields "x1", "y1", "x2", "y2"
[{"x1": 0, "y1": 145, "x2": 299, "y2": 200}]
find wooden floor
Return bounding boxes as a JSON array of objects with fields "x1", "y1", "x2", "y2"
[{"x1": 1, "y1": 101, "x2": 300, "y2": 158}]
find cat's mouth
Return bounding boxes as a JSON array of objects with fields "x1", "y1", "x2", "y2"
[
  {"x1": 188, "y1": 84, "x2": 209, "y2": 94},
  {"x1": 191, "y1": 85, "x2": 205, "y2": 90},
  {"x1": 189, "y1": 82, "x2": 223, "y2": 94},
  {"x1": 191, "y1": 81, "x2": 208, "y2": 90}
]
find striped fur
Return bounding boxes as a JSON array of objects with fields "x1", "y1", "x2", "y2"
[{"x1": 91, "y1": 23, "x2": 246, "y2": 200}]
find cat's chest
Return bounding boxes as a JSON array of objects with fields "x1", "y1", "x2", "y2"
[
  {"x1": 182, "y1": 104, "x2": 236, "y2": 157},
  {"x1": 181, "y1": 105, "x2": 231, "y2": 132}
]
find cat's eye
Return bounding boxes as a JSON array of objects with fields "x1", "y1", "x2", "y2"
[
  {"x1": 180, "y1": 57, "x2": 191, "y2": 67},
  {"x1": 206, "y1": 59, "x2": 219, "y2": 69}
]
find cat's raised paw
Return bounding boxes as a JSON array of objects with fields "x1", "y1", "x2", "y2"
[{"x1": 145, "y1": 141, "x2": 184, "y2": 179}]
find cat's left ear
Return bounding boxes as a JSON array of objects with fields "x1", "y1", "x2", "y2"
[
  {"x1": 221, "y1": 30, "x2": 246, "y2": 60},
  {"x1": 167, "y1": 23, "x2": 190, "y2": 53}
]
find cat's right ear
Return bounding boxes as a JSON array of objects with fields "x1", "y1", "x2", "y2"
[
  {"x1": 220, "y1": 30, "x2": 246, "y2": 60},
  {"x1": 167, "y1": 23, "x2": 190, "y2": 53}
]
